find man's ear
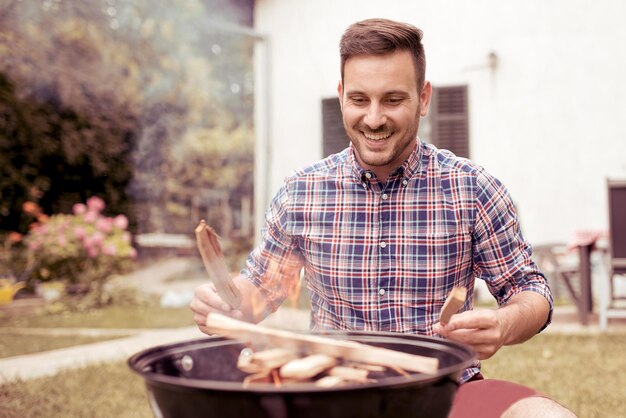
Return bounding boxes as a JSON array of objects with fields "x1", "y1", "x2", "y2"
[
  {"x1": 337, "y1": 80, "x2": 343, "y2": 111},
  {"x1": 419, "y1": 81, "x2": 432, "y2": 117}
]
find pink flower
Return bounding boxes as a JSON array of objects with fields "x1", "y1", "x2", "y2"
[
  {"x1": 74, "y1": 226, "x2": 86, "y2": 239},
  {"x1": 96, "y1": 218, "x2": 113, "y2": 234},
  {"x1": 86, "y1": 246, "x2": 100, "y2": 258},
  {"x1": 121, "y1": 231, "x2": 131, "y2": 243},
  {"x1": 8, "y1": 232, "x2": 23, "y2": 243},
  {"x1": 130, "y1": 247, "x2": 138, "y2": 259},
  {"x1": 86, "y1": 196, "x2": 105, "y2": 213},
  {"x1": 84, "y1": 211, "x2": 98, "y2": 224},
  {"x1": 113, "y1": 214, "x2": 128, "y2": 230},
  {"x1": 57, "y1": 235, "x2": 67, "y2": 246},
  {"x1": 22, "y1": 201, "x2": 41, "y2": 216},
  {"x1": 28, "y1": 241, "x2": 42, "y2": 251},
  {"x1": 103, "y1": 244, "x2": 117, "y2": 256},
  {"x1": 90, "y1": 232, "x2": 105, "y2": 246},
  {"x1": 73, "y1": 203, "x2": 87, "y2": 215}
]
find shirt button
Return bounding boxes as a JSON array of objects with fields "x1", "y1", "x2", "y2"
[
  {"x1": 379, "y1": 242, "x2": 387, "y2": 248},
  {"x1": 381, "y1": 193, "x2": 389, "y2": 200},
  {"x1": 365, "y1": 172, "x2": 372, "y2": 179},
  {"x1": 402, "y1": 180, "x2": 409, "y2": 186},
  {"x1": 378, "y1": 288, "x2": 386, "y2": 296}
]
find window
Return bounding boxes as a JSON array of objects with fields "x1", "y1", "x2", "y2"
[
  {"x1": 420, "y1": 85, "x2": 470, "y2": 158},
  {"x1": 322, "y1": 97, "x2": 350, "y2": 157}
]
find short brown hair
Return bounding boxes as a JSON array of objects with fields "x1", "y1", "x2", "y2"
[{"x1": 339, "y1": 18, "x2": 426, "y2": 91}]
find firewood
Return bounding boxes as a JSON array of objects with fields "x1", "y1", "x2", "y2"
[
  {"x1": 271, "y1": 369, "x2": 282, "y2": 387},
  {"x1": 279, "y1": 354, "x2": 337, "y2": 380},
  {"x1": 239, "y1": 348, "x2": 298, "y2": 373},
  {"x1": 242, "y1": 370, "x2": 271, "y2": 387},
  {"x1": 351, "y1": 363, "x2": 386, "y2": 372},
  {"x1": 314, "y1": 375, "x2": 345, "y2": 388},
  {"x1": 327, "y1": 366, "x2": 369, "y2": 381},
  {"x1": 439, "y1": 286, "x2": 467, "y2": 325},
  {"x1": 389, "y1": 365, "x2": 411, "y2": 377},
  {"x1": 195, "y1": 220, "x2": 241, "y2": 308},
  {"x1": 205, "y1": 313, "x2": 439, "y2": 374}
]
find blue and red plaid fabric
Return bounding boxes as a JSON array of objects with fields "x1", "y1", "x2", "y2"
[{"x1": 243, "y1": 139, "x2": 552, "y2": 382}]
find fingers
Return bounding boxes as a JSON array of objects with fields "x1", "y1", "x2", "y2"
[
  {"x1": 190, "y1": 283, "x2": 243, "y2": 331},
  {"x1": 433, "y1": 309, "x2": 504, "y2": 359},
  {"x1": 439, "y1": 309, "x2": 499, "y2": 332}
]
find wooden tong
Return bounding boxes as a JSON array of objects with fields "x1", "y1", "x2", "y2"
[{"x1": 195, "y1": 220, "x2": 241, "y2": 309}]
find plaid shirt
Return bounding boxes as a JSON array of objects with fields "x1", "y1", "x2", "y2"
[{"x1": 243, "y1": 139, "x2": 553, "y2": 382}]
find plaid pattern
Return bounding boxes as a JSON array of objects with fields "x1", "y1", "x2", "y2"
[{"x1": 243, "y1": 139, "x2": 552, "y2": 382}]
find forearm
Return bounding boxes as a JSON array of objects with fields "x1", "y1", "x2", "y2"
[
  {"x1": 232, "y1": 275, "x2": 272, "y2": 323},
  {"x1": 496, "y1": 291, "x2": 551, "y2": 346}
]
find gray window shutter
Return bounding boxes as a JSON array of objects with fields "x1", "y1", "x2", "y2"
[
  {"x1": 322, "y1": 98, "x2": 350, "y2": 157},
  {"x1": 430, "y1": 85, "x2": 470, "y2": 158}
]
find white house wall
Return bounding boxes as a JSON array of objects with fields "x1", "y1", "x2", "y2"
[{"x1": 254, "y1": 0, "x2": 626, "y2": 246}]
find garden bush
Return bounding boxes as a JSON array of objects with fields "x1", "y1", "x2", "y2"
[{"x1": 23, "y1": 197, "x2": 136, "y2": 306}]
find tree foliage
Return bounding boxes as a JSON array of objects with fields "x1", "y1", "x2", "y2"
[{"x1": 0, "y1": 0, "x2": 255, "y2": 239}]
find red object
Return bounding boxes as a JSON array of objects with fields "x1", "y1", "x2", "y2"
[
  {"x1": 449, "y1": 378, "x2": 540, "y2": 418},
  {"x1": 567, "y1": 229, "x2": 607, "y2": 250}
]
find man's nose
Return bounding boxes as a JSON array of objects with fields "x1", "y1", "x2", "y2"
[{"x1": 363, "y1": 103, "x2": 386, "y2": 129}]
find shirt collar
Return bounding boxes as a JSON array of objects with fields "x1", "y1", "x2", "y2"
[{"x1": 347, "y1": 138, "x2": 423, "y2": 182}]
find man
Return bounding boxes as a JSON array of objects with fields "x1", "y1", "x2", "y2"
[{"x1": 191, "y1": 18, "x2": 576, "y2": 417}]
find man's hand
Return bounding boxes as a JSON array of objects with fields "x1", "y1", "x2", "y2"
[
  {"x1": 190, "y1": 282, "x2": 244, "y2": 334},
  {"x1": 433, "y1": 291, "x2": 551, "y2": 359},
  {"x1": 432, "y1": 309, "x2": 505, "y2": 359},
  {"x1": 189, "y1": 276, "x2": 271, "y2": 334}
]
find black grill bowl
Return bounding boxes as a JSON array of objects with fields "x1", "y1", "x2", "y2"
[{"x1": 128, "y1": 330, "x2": 475, "y2": 418}]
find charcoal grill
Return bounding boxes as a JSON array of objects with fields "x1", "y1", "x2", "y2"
[{"x1": 128, "y1": 330, "x2": 475, "y2": 418}]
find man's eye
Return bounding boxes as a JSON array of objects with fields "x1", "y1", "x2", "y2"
[
  {"x1": 386, "y1": 97, "x2": 403, "y2": 105},
  {"x1": 350, "y1": 97, "x2": 367, "y2": 104}
]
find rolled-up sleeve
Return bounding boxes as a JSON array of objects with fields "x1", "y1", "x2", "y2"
[{"x1": 472, "y1": 170, "x2": 553, "y2": 330}]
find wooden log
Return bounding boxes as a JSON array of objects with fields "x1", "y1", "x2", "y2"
[
  {"x1": 195, "y1": 220, "x2": 241, "y2": 308},
  {"x1": 279, "y1": 354, "x2": 337, "y2": 379},
  {"x1": 242, "y1": 370, "x2": 271, "y2": 387},
  {"x1": 314, "y1": 375, "x2": 345, "y2": 388},
  {"x1": 205, "y1": 313, "x2": 439, "y2": 374},
  {"x1": 439, "y1": 286, "x2": 467, "y2": 325},
  {"x1": 350, "y1": 362, "x2": 386, "y2": 372},
  {"x1": 238, "y1": 348, "x2": 298, "y2": 373},
  {"x1": 327, "y1": 366, "x2": 369, "y2": 381},
  {"x1": 271, "y1": 369, "x2": 282, "y2": 387}
]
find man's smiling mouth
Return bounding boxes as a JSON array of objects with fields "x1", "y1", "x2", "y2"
[{"x1": 362, "y1": 131, "x2": 392, "y2": 141}]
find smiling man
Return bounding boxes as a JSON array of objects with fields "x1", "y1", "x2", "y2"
[
  {"x1": 339, "y1": 49, "x2": 430, "y2": 181},
  {"x1": 191, "y1": 18, "x2": 576, "y2": 417}
]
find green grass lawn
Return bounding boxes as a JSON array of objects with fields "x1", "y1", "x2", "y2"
[
  {"x1": 0, "y1": 304, "x2": 195, "y2": 358},
  {"x1": 482, "y1": 332, "x2": 626, "y2": 418},
  {"x1": 1, "y1": 332, "x2": 625, "y2": 417},
  {"x1": 1, "y1": 362, "x2": 152, "y2": 418},
  {"x1": 0, "y1": 304, "x2": 195, "y2": 329}
]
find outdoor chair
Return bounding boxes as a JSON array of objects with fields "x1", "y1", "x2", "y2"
[
  {"x1": 599, "y1": 179, "x2": 626, "y2": 330},
  {"x1": 532, "y1": 243, "x2": 581, "y2": 307}
]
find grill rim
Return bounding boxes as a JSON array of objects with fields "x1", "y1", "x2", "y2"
[{"x1": 128, "y1": 330, "x2": 476, "y2": 394}]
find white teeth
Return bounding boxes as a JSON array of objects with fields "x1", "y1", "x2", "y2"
[{"x1": 363, "y1": 132, "x2": 392, "y2": 141}]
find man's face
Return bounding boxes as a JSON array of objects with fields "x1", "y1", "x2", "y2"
[{"x1": 338, "y1": 50, "x2": 431, "y2": 180}]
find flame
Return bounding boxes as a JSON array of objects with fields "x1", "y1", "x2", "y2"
[
  {"x1": 251, "y1": 257, "x2": 306, "y2": 315},
  {"x1": 286, "y1": 271, "x2": 304, "y2": 308}
]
